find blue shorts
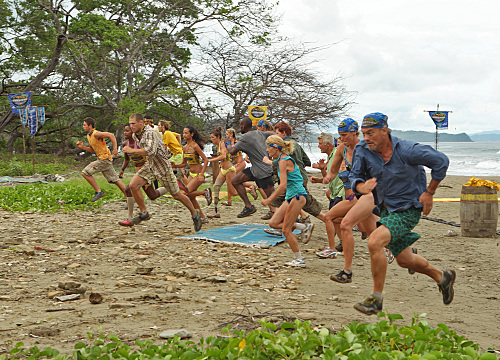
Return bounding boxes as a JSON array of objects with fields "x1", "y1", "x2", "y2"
[{"x1": 286, "y1": 193, "x2": 308, "y2": 203}]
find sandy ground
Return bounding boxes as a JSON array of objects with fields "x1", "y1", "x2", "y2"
[{"x1": 0, "y1": 173, "x2": 499, "y2": 355}]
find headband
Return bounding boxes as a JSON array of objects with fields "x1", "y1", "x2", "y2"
[
  {"x1": 362, "y1": 112, "x2": 388, "y2": 128},
  {"x1": 266, "y1": 143, "x2": 282, "y2": 150},
  {"x1": 338, "y1": 118, "x2": 359, "y2": 133}
]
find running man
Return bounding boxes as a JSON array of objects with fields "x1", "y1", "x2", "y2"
[
  {"x1": 121, "y1": 113, "x2": 202, "y2": 231},
  {"x1": 227, "y1": 117, "x2": 275, "y2": 218},
  {"x1": 118, "y1": 124, "x2": 169, "y2": 226},
  {"x1": 76, "y1": 117, "x2": 127, "y2": 202},
  {"x1": 311, "y1": 132, "x2": 345, "y2": 258},
  {"x1": 350, "y1": 112, "x2": 455, "y2": 315}
]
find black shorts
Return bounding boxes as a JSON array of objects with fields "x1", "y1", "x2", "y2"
[
  {"x1": 242, "y1": 167, "x2": 274, "y2": 190},
  {"x1": 329, "y1": 196, "x2": 344, "y2": 210}
]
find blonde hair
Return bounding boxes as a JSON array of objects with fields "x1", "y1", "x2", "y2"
[
  {"x1": 266, "y1": 135, "x2": 294, "y2": 155},
  {"x1": 226, "y1": 128, "x2": 236, "y2": 138}
]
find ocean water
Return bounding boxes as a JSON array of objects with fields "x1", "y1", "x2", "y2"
[
  {"x1": 205, "y1": 141, "x2": 500, "y2": 177},
  {"x1": 300, "y1": 141, "x2": 500, "y2": 177}
]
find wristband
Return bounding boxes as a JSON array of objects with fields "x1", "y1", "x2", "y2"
[{"x1": 425, "y1": 189, "x2": 435, "y2": 195}]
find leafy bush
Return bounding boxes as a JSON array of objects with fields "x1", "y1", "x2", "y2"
[
  {"x1": 0, "y1": 178, "x2": 126, "y2": 212},
  {"x1": 3, "y1": 314, "x2": 498, "y2": 359}
]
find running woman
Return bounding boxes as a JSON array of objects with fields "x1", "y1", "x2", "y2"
[
  {"x1": 261, "y1": 135, "x2": 314, "y2": 267},
  {"x1": 171, "y1": 125, "x2": 212, "y2": 222},
  {"x1": 322, "y1": 118, "x2": 378, "y2": 283},
  {"x1": 207, "y1": 127, "x2": 237, "y2": 218}
]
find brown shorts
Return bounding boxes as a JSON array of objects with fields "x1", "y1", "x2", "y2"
[
  {"x1": 82, "y1": 159, "x2": 119, "y2": 183},
  {"x1": 136, "y1": 165, "x2": 179, "y2": 195}
]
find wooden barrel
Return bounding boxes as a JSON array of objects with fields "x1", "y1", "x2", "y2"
[{"x1": 460, "y1": 186, "x2": 498, "y2": 237}]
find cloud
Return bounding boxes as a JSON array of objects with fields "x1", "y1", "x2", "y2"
[{"x1": 278, "y1": 0, "x2": 500, "y2": 133}]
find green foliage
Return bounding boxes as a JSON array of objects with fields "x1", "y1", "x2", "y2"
[
  {"x1": 3, "y1": 314, "x2": 497, "y2": 359},
  {"x1": 115, "y1": 98, "x2": 148, "y2": 125},
  {"x1": 0, "y1": 177, "x2": 125, "y2": 212},
  {"x1": 0, "y1": 159, "x2": 72, "y2": 176}
]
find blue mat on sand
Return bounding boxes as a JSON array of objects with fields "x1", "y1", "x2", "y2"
[{"x1": 181, "y1": 224, "x2": 299, "y2": 247}]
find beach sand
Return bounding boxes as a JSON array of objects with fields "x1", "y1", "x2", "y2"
[{"x1": 0, "y1": 173, "x2": 498, "y2": 353}]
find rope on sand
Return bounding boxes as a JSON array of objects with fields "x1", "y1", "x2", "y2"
[{"x1": 421, "y1": 215, "x2": 500, "y2": 235}]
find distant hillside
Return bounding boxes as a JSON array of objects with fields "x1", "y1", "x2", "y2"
[
  {"x1": 297, "y1": 129, "x2": 493, "y2": 143},
  {"x1": 391, "y1": 130, "x2": 472, "y2": 142},
  {"x1": 469, "y1": 133, "x2": 500, "y2": 142}
]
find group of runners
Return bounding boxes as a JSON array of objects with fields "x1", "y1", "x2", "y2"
[{"x1": 77, "y1": 112, "x2": 456, "y2": 315}]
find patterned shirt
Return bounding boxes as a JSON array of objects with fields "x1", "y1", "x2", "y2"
[{"x1": 133, "y1": 126, "x2": 173, "y2": 178}]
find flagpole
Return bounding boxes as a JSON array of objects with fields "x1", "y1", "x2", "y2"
[
  {"x1": 22, "y1": 131, "x2": 27, "y2": 164},
  {"x1": 424, "y1": 104, "x2": 452, "y2": 151},
  {"x1": 435, "y1": 104, "x2": 439, "y2": 150},
  {"x1": 32, "y1": 136, "x2": 35, "y2": 174}
]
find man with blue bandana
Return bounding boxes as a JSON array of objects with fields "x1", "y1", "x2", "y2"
[{"x1": 350, "y1": 112, "x2": 456, "y2": 315}]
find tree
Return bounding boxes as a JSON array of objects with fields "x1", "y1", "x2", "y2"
[
  {"x1": 1, "y1": 0, "x2": 278, "y2": 151},
  {"x1": 182, "y1": 37, "x2": 355, "y2": 136}
]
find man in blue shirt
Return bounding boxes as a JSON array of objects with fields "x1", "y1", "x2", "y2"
[{"x1": 350, "y1": 112, "x2": 456, "y2": 315}]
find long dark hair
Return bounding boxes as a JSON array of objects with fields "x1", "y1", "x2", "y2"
[{"x1": 185, "y1": 125, "x2": 205, "y2": 148}]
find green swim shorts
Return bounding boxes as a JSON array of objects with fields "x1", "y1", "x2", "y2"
[{"x1": 377, "y1": 206, "x2": 422, "y2": 257}]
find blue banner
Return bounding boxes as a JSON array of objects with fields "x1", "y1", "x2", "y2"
[
  {"x1": 8, "y1": 92, "x2": 31, "y2": 114},
  {"x1": 37, "y1": 106, "x2": 46, "y2": 126},
  {"x1": 19, "y1": 107, "x2": 28, "y2": 127},
  {"x1": 27, "y1": 106, "x2": 38, "y2": 137},
  {"x1": 429, "y1": 111, "x2": 449, "y2": 129}
]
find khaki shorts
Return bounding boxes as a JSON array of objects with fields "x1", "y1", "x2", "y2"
[
  {"x1": 82, "y1": 159, "x2": 119, "y2": 183},
  {"x1": 136, "y1": 165, "x2": 179, "y2": 195}
]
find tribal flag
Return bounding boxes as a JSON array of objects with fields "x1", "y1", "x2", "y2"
[
  {"x1": 27, "y1": 106, "x2": 38, "y2": 137},
  {"x1": 8, "y1": 92, "x2": 31, "y2": 114},
  {"x1": 19, "y1": 107, "x2": 28, "y2": 127},
  {"x1": 37, "y1": 106, "x2": 46, "y2": 126},
  {"x1": 248, "y1": 106, "x2": 267, "y2": 126},
  {"x1": 429, "y1": 111, "x2": 449, "y2": 129}
]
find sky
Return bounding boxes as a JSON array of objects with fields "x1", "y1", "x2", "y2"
[{"x1": 276, "y1": 0, "x2": 500, "y2": 134}]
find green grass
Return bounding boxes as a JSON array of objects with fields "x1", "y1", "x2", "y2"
[
  {"x1": 0, "y1": 177, "x2": 126, "y2": 213},
  {"x1": 3, "y1": 314, "x2": 498, "y2": 359}
]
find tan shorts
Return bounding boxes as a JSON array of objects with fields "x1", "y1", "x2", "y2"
[
  {"x1": 136, "y1": 165, "x2": 179, "y2": 195},
  {"x1": 82, "y1": 159, "x2": 119, "y2": 183}
]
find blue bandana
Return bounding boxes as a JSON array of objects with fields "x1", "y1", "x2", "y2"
[
  {"x1": 338, "y1": 118, "x2": 358, "y2": 133},
  {"x1": 267, "y1": 143, "x2": 282, "y2": 150},
  {"x1": 257, "y1": 120, "x2": 266, "y2": 127},
  {"x1": 362, "y1": 112, "x2": 388, "y2": 128}
]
